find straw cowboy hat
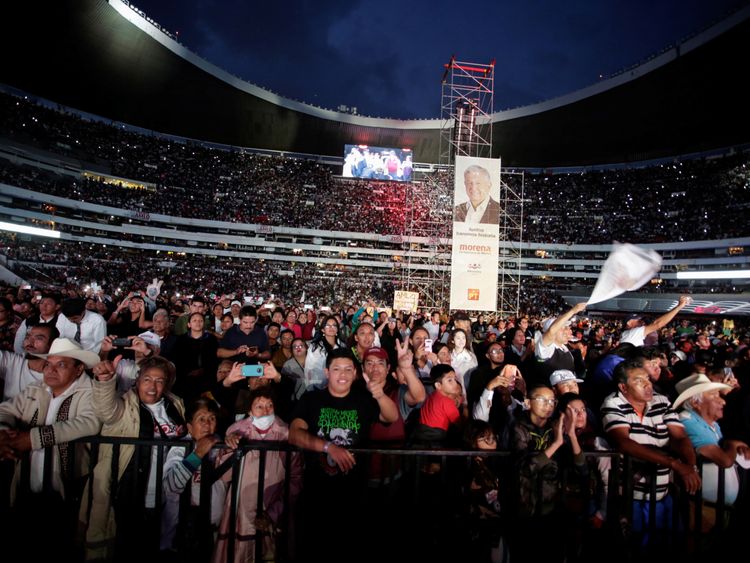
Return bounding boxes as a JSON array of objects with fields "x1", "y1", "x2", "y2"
[
  {"x1": 672, "y1": 373, "x2": 731, "y2": 409},
  {"x1": 31, "y1": 337, "x2": 100, "y2": 368}
]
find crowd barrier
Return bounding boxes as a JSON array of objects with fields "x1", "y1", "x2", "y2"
[{"x1": 0, "y1": 436, "x2": 746, "y2": 562}]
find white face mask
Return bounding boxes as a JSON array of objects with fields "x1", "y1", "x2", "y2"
[{"x1": 252, "y1": 414, "x2": 275, "y2": 431}]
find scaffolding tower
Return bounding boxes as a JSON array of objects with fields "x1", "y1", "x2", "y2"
[
  {"x1": 439, "y1": 56, "x2": 495, "y2": 165},
  {"x1": 401, "y1": 57, "x2": 523, "y2": 316}
]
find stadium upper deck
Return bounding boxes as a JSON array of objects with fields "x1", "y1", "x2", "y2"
[{"x1": 1, "y1": 0, "x2": 749, "y2": 166}]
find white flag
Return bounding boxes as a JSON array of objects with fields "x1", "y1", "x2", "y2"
[{"x1": 587, "y1": 243, "x2": 662, "y2": 305}]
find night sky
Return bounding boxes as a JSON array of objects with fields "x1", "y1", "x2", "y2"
[{"x1": 130, "y1": 0, "x2": 746, "y2": 119}]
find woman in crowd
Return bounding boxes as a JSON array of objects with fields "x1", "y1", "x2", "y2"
[
  {"x1": 208, "y1": 302, "x2": 226, "y2": 337},
  {"x1": 84, "y1": 355, "x2": 187, "y2": 562},
  {"x1": 213, "y1": 388, "x2": 302, "y2": 563},
  {"x1": 162, "y1": 398, "x2": 227, "y2": 561},
  {"x1": 448, "y1": 328, "x2": 478, "y2": 398},
  {"x1": 467, "y1": 421, "x2": 505, "y2": 563},
  {"x1": 282, "y1": 337, "x2": 309, "y2": 400},
  {"x1": 304, "y1": 315, "x2": 343, "y2": 390},
  {"x1": 349, "y1": 321, "x2": 376, "y2": 365}
]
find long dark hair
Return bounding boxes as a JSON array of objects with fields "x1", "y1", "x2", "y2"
[{"x1": 310, "y1": 314, "x2": 342, "y2": 354}]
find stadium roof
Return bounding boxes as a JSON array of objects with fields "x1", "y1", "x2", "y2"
[{"x1": 1, "y1": 0, "x2": 749, "y2": 166}]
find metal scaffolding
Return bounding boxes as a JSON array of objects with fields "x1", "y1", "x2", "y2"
[
  {"x1": 400, "y1": 57, "x2": 523, "y2": 316},
  {"x1": 439, "y1": 56, "x2": 495, "y2": 165},
  {"x1": 498, "y1": 170, "x2": 525, "y2": 316},
  {"x1": 400, "y1": 168, "x2": 453, "y2": 309}
]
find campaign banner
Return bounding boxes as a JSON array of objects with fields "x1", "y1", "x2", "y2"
[
  {"x1": 393, "y1": 290, "x2": 420, "y2": 313},
  {"x1": 450, "y1": 156, "x2": 500, "y2": 311}
]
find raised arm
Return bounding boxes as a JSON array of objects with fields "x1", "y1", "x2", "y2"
[
  {"x1": 542, "y1": 302, "x2": 586, "y2": 347},
  {"x1": 643, "y1": 295, "x2": 692, "y2": 335}
]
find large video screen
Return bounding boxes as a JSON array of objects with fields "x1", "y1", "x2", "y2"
[{"x1": 343, "y1": 145, "x2": 413, "y2": 182}]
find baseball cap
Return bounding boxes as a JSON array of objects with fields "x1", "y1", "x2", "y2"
[
  {"x1": 549, "y1": 369, "x2": 584, "y2": 387},
  {"x1": 363, "y1": 347, "x2": 389, "y2": 362}
]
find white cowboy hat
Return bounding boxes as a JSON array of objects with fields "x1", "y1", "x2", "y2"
[
  {"x1": 31, "y1": 337, "x2": 100, "y2": 369},
  {"x1": 672, "y1": 373, "x2": 731, "y2": 409}
]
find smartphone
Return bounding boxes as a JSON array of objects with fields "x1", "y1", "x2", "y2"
[
  {"x1": 304, "y1": 304, "x2": 314, "y2": 310},
  {"x1": 424, "y1": 338, "x2": 433, "y2": 354},
  {"x1": 112, "y1": 338, "x2": 133, "y2": 347},
  {"x1": 264, "y1": 304, "x2": 275, "y2": 309},
  {"x1": 241, "y1": 365, "x2": 264, "y2": 377}
]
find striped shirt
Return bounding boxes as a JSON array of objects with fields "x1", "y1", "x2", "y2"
[{"x1": 601, "y1": 391, "x2": 682, "y2": 501}]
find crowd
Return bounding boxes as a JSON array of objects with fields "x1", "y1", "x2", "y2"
[
  {"x1": 2, "y1": 92, "x2": 749, "y2": 244},
  {"x1": 1, "y1": 90, "x2": 750, "y2": 562},
  {"x1": 0, "y1": 277, "x2": 749, "y2": 562}
]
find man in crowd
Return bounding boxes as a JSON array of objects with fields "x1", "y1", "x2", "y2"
[
  {"x1": 674, "y1": 374, "x2": 749, "y2": 513},
  {"x1": 57, "y1": 297, "x2": 107, "y2": 354},
  {"x1": 218, "y1": 306, "x2": 270, "y2": 363},
  {"x1": 13, "y1": 292, "x2": 63, "y2": 354},
  {"x1": 0, "y1": 338, "x2": 101, "y2": 559},
  {"x1": 602, "y1": 358, "x2": 700, "y2": 551},
  {"x1": 173, "y1": 295, "x2": 208, "y2": 336},
  {"x1": 289, "y1": 348, "x2": 398, "y2": 560},
  {"x1": 620, "y1": 295, "x2": 692, "y2": 347},
  {"x1": 1, "y1": 324, "x2": 59, "y2": 401},
  {"x1": 533, "y1": 302, "x2": 587, "y2": 386}
]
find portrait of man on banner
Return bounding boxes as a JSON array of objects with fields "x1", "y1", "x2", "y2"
[{"x1": 453, "y1": 163, "x2": 501, "y2": 225}]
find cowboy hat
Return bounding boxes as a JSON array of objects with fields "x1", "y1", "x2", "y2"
[
  {"x1": 672, "y1": 373, "x2": 731, "y2": 409},
  {"x1": 31, "y1": 337, "x2": 100, "y2": 368}
]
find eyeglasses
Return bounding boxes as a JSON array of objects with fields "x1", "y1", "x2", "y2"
[
  {"x1": 530, "y1": 397, "x2": 557, "y2": 406},
  {"x1": 477, "y1": 434, "x2": 497, "y2": 443},
  {"x1": 324, "y1": 324, "x2": 338, "y2": 329},
  {"x1": 292, "y1": 345, "x2": 307, "y2": 350}
]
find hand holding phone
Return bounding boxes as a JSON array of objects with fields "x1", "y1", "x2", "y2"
[{"x1": 241, "y1": 365, "x2": 264, "y2": 377}]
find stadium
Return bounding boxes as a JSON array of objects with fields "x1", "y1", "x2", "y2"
[{"x1": 0, "y1": 1, "x2": 749, "y2": 562}]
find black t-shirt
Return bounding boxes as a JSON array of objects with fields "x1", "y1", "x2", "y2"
[{"x1": 292, "y1": 386, "x2": 380, "y2": 480}]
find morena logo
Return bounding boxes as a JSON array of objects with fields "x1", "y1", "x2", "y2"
[{"x1": 459, "y1": 244, "x2": 491, "y2": 254}]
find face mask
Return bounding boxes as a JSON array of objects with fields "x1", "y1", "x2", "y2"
[{"x1": 252, "y1": 414, "x2": 275, "y2": 430}]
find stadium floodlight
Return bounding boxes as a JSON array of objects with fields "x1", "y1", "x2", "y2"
[
  {"x1": 675, "y1": 270, "x2": 750, "y2": 280},
  {"x1": 0, "y1": 221, "x2": 61, "y2": 239}
]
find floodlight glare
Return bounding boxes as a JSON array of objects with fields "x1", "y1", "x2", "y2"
[
  {"x1": 675, "y1": 270, "x2": 750, "y2": 280},
  {"x1": 0, "y1": 221, "x2": 61, "y2": 239}
]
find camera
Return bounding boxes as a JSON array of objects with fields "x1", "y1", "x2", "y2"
[{"x1": 241, "y1": 365, "x2": 264, "y2": 377}]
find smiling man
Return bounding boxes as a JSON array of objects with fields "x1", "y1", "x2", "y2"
[
  {"x1": 453, "y1": 164, "x2": 501, "y2": 225},
  {"x1": 290, "y1": 348, "x2": 398, "y2": 561}
]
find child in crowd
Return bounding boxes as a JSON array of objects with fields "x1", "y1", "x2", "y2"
[
  {"x1": 411, "y1": 364, "x2": 467, "y2": 449},
  {"x1": 467, "y1": 421, "x2": 506, "y2": 563}
]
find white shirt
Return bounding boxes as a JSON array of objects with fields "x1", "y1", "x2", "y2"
[
  {"x1": 30, "y1": 376, "x2": 82, "y2": 493},
  {"x1": 57, "y1": 310, "x2": 107, "y2": 353},
  {"x1": 13, "y1": 315, "x2": 68, "y2": 355},
  {"x1": 0, "y1": 350, "x2": 44, "y2": 401},
  {"x1": 464, "y1": 197, "x2": 490, "y2": 223},
  {"x1": 619, "y1": 326, "x2": 646, "y2": 347},
  {"x1": 144, "y1": 399, "x2": 182, "y2": 508}
]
